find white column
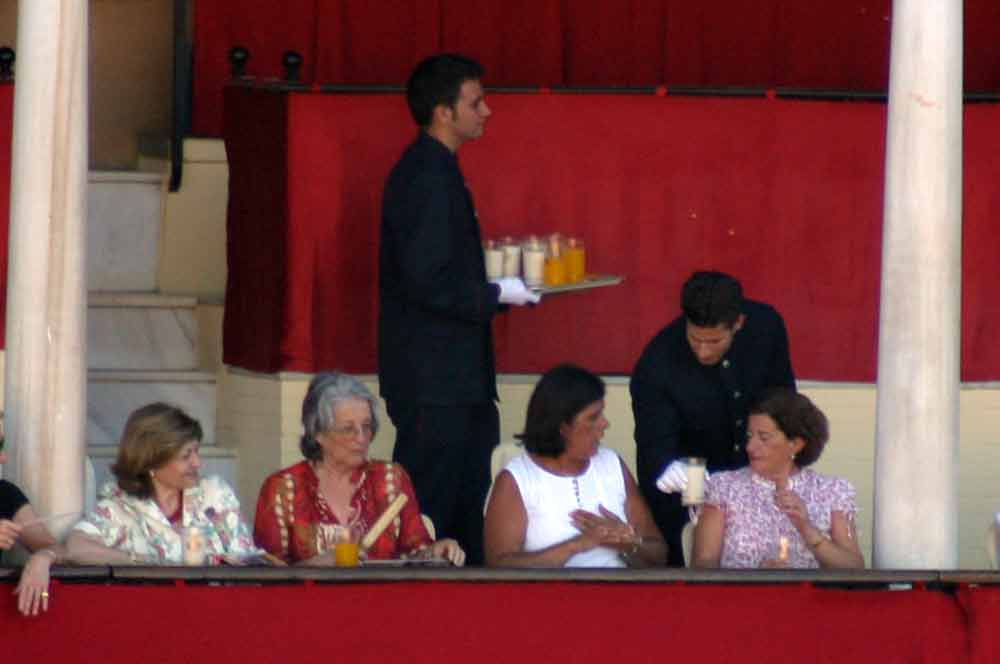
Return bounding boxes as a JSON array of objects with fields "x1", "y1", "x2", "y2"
[
  {"x1": 873, "y1": 0, "x2": 963, "y2": 568},
  {"x1": 4, "y1": 1, "x2": 88, "y2": 535}
]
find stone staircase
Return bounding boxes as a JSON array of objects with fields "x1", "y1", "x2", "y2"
[{"x1": 85, "y1": 171, "x2": 236, "y2": 494}]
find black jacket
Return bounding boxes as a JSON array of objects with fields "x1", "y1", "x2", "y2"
[
  {"x1": 378, "y1": 132, "x2": 501, "y2": 405},
  {"x1": 629, "y1": 299, "x2": 795, "y2": 563}
]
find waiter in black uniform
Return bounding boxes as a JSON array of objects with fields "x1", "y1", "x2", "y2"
[
  {"x1": 379, "y1": 54, "x2": 538, "y2": 565},
  {"x1": 630, "y1": 271, "x2": 795, "y2": 566}
]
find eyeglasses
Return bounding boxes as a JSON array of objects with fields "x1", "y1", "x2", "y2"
[{"x1": 329, "y1": 423, "x2": 374, "y2": 438}]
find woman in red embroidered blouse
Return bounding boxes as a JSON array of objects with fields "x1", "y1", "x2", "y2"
[{"x1": 253, "y1": 372, "x2": 465, "y2": 565}]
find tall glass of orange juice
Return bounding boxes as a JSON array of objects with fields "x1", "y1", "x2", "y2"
[
  {"x1": 544, "y1": 234, "x2": 567, "y2": 286},
  {"x1": 329, "y1": 523, "x2": 362, "y2": 567},
  {"x1": 565, "y1": 237, "x2": 585, "y2": 283}
]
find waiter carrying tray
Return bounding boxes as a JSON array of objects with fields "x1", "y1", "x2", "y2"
[
  {"x1": 630, "y1": 271, "x2": 795, "y2": 566},
  {"x1": 379, "y1": 54, "x2": 539, "y2": 565}
]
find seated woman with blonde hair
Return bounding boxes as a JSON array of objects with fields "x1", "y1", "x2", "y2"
[
  {"x1": 253, "y1": 372, "x2": 464, "y2": 565},
  {"x1": 692, "y1": 388, "x2": 864, "y2": 569},
  {"x1": 66, "y1": 403, "x2": 263, "y2": 565}
]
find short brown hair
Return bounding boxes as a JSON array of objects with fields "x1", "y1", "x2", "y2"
[
  {"x1": 111, "y1": 403, "x2": 203, "y2": 498},
  {"x1": 749, "y1": 389, "x2": 829, "y2": 467}
]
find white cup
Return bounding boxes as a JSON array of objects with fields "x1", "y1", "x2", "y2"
[
  {"x1": 484, "y1": 247, "x2": 504, "y2": 280},
  {"x1": 681, "y1": 457, "x2": 707, "y2": 506},
  {"x1": 502, "y1": 244, "x2": 521, "y2": 278},
  {"x1": 523, "y1": 247, "x2": 545, "y2": 287}
]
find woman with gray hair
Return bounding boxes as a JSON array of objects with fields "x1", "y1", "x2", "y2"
[{"x1": 253, "y1": 372, "x2": 465, "y2": 564}]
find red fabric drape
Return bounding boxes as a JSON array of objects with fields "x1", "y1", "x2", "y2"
[
  {"x1": 314, "y1": 0, "x2": 443, "y2": 85},
  {"x1": 193, "y1": 0, "x2": 319, "y2": 136},
  {"x1": 190, "y1": 0, "x2": 974, "y2": 136},
  {"x1": 0, "y1": 83, "x2": 12, "y2": 349},
  {"x1": 562, "y1": 0, "x2": 666, "y2": 86},
  {"x1": 441, "y1": 0, "x2": 564, "y2": 86},
  {"x1": 1, "y1": 581, "x2": 970, "y2": 663},
  {"x1": 222, "y1": 90, "x2": 1000, "y2": 379}
]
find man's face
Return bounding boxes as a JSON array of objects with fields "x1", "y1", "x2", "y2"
[
  {"x1": 443, "y1": 79, "x2": 491, "y2": 145},
  {"x1": 685, "y1": 315, "x2": 744, "y2": 366}
]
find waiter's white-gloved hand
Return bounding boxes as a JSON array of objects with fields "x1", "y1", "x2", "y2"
[
  {"x1": 655, "y1": 460, "x2": 689, "y2": 493},
  {"x1": 494, "y1": 277, "x2": 541, "y2": 306},
  {"x1": 656, "y1": 459, "x2": 710, "y2": 493}
]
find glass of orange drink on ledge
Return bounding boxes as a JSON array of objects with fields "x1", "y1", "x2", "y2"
[{"x1": 328, "y1": 523, "x2": 362, "y2": 567}]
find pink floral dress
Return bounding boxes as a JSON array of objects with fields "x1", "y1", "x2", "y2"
[{"x1": 705, "y1": 467, "x2": 857, "y2": 568}]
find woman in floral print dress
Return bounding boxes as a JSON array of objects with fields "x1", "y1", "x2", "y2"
[
  {"x1": 692, "y1": 389, "x2": 864, "y2": 569},
  {"x1": 67, "y1": 403, "x2": 262, "y2": 565}
]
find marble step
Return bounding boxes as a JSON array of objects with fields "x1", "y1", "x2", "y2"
[
  {"x1": 87, "y1": 445, "x2": 239, "y2": 507},
  {"x1": 87, "y1": 171, "x2": 163, "y2": 292},
  {"x1": 87, "y1": 370, "x2": 217, "y2": 446},
  {"x1": 88, "y1": 292, "x2": 199, "y2": 370}
]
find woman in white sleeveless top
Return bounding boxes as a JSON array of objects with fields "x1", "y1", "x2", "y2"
[{"x1": 484, "y1": 365, "x2": 666, "y2": 567}]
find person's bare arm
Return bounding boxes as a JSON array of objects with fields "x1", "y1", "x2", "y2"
[
  {"x1": 64, "y1": 530, "x2": 143, "y2": 565},
  {"x1": 691, "y1": 505, "x2": 725, "y2": 568},
  {"x1": 802, "y1": 511, "x2": 864, "y2": 569},
  {"x1": 619, "y1": 460, "x2": 667, "y2": 567}
]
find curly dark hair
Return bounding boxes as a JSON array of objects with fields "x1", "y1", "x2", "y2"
[{"x1": 749, "y1": 388, "x2": 829, "y2": 467}]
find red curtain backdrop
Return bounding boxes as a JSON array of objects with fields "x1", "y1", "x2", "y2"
[
  {"x1": 221, "y1": 87, "x2": 1000, "y2": 380},
  {"x1": 193, "y1": 0, "x2": 1000, "y2": 137},
  {"x1": 0, "y1": 83, "x2": 12, "y2": 350},
  {"x1": 1, "y1": 581, "x2": 971, "y2": 663}
]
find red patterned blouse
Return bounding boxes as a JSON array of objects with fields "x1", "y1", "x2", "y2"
[{"x1": 253, "y1": 459, "x2": 432, "y2": 563}]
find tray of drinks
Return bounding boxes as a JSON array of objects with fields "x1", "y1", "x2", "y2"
[{"x1": 530, "y1": 274, "x2": 624, "y2": 295}]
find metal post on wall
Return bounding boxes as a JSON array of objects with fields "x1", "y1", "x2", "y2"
[{"x1": 170, "y1": 0, "x2": 193, "y2": 192}]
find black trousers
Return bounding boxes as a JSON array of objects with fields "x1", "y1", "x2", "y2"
[{"x1": 387, "y1": 400, "x2": 499, "y2": 566}]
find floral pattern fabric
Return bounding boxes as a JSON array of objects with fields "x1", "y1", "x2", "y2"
[
  {"x1": 253, "y1": 460, "x2": 432, "y2": 563},
  {"x1": 72, "y1": 475, "x2": 262, "y2": 564},
  {"x1": 705, "y1": 467, "x2": 858, "y2": 569}
]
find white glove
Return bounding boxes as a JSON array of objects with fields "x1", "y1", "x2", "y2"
[
  {"x1": 655, "y1": 460, "x2": 711, "y2": 493},
  {"x1": 493, "y1": 277, "x2": 541, "y2": 306},
  {"x1": 655, "y1": 460, "x2": 689, "y2": 493}
]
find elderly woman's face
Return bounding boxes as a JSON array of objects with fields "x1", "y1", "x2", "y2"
[
  {"x1": 152, "y1": 440, "x2": 202, "y2": 493},
  {"x1": 746, "y1": 414, "x2": 804, "y2": 479},
  {"x1": 315, "y1": 399, "x2": 373, "y2": 470}
]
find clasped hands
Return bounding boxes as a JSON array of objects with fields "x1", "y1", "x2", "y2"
[{"x1": 570, "y1": 505, "x2": 638, "y2": 551}]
